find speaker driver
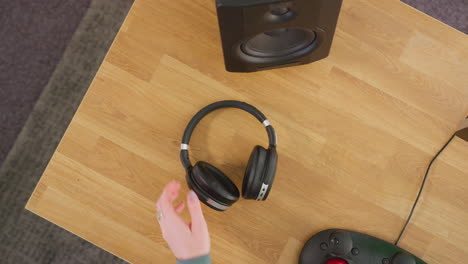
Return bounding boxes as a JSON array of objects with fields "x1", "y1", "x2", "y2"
[{"x1": 241, "y1": 28, "x2": 317, "y2": 58}]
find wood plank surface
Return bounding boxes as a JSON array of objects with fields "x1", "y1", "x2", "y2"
[{"x1": 26, "y1": 0, "x2": 468, "y2": 263}]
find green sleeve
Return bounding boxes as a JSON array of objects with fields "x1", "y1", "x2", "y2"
[{"x1": 176, "y1": 254, "x2": 211, "y2": 264}]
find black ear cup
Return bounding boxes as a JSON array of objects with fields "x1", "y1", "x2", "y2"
[
  {"x1": 242, "y1": 146, "x2": 278, "y2": 200},
  {"x1": 189, "y1": 161, "x2": 240, "y2": 211},
  {"x1": 242, "y1": 146, "x2": 268, "y2": 199},
  {"x1": 261, "y1": 147, "x2": 278, "y2": 200}
]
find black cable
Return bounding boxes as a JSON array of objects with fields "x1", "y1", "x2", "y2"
[{"x1": 394, "y1": 133, "x2": 456, "y2": 246}]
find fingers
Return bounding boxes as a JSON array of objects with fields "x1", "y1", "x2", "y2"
[
  {"x1": 165, "y1": 181, "x2": 181, "y2": 203},
  {"x1": 157, "y1": 181, "x2": 181, "y2": 214},
  {"x1": 156, "y1": 182, "x2": 204, "y2": 236},
  {"x1": 186, "y1": 190, "x2": 207, "y2": 234},
  {"x1": 174, "y1": 201, "x2": 185, "y2": 214},
  {"x1": 156, "y1": 181, "x2": 183, "y2": 229}
]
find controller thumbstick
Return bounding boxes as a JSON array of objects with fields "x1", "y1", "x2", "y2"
[
  {"x1": 329, "y1": 231, "x2": 353, "y2": 255},
  {"x1": 326, "y1": 258, "x2": 348, "y2": 264},
  {"x1": 392, "y1": 252, "x2": 416, "y2": 264}
]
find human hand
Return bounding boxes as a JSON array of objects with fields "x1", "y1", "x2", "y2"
[{"x1": 156, "y1": 181, "x2": 210, "y2": 260}]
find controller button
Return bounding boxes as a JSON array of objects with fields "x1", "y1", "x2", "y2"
[
  {"x1": 392, "y1": 252, "x2": 416, "y2": 264},
  {"x1": 351, "y1": 248, "x2": 359, "y2": 256},
  {"x1": 329, "y1": 231, "x2": 353, "y2": 255},
  {"x1": 320, "y1": 243, "x2": 328, "y2": 250},
  {"x1": 382, "y1": 258, "x2": 390, "y2": 264},
  {"x1": 326, "y1": 258, "x2": 348, "y2": 264}
]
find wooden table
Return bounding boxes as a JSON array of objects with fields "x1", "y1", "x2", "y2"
[{"x1": 26, "y1": 0, "x2": 468, "y2": 263}]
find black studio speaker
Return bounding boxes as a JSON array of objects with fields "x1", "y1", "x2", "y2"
[{"x1": 215, "y1": 0, "x2": 343, "y2": 72}]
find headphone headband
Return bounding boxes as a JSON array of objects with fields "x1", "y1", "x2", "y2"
[{"x1": 180, "y1": 100, "x2": 277, "y2": 170}]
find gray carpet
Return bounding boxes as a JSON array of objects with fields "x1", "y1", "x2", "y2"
[
  {"x1": 402, "y1": 0, "x2": 468, "y2": 34},
  {"x1": 0, "y1": 0, "x2": 465, "y2": 264},
  {"x1": 0, "y1": 0, "x2": 92, "y2": 166},
  {"x1": 0, "y1": 0, "x2": 133, "y2": 263}
]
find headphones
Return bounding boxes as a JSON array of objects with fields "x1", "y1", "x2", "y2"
[{"x1": 180, "y1": 100, "x2": 278, "y2": 211}]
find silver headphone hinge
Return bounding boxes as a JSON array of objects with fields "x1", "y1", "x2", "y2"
[{"x1": 256, "y1": 183, "x2": 269, "y2": 201}]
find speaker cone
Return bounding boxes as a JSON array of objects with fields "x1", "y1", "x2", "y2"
[{"x1": 241, "y1": 28, "x2": 317, "y2": 58}]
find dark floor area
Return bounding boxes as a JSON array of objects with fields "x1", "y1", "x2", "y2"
[
  {"x1": 0, "y1": 1, "x2": 92, "y2": 165},
  {"x1": 402, "y1": 0, "x2": 468, "y2": 34},
  {"x1": 0, "y1": 0, "x2": 466, "y2": 263},
  {"x1": 0, "y1": 0, "x2": 133, "y2": 263}
]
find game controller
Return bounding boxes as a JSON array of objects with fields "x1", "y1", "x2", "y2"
[{"x1": 299, "y1": 229, "x2": 426, "y2": 264}]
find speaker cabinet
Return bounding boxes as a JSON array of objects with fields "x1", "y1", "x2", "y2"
[{"x1": 216, "y1": 0, "x2": 343, "y2": 72}]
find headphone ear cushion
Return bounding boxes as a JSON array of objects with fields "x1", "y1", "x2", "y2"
[
  {"x1": 191, "y1": 161, "x2": 240, "y2": 207},
  {"x1": 260, "y1": 147, "x2": 277, "y2": 200},
  {"x1": 242, "y1": 146, "x2": 267, "y2": 199}
]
